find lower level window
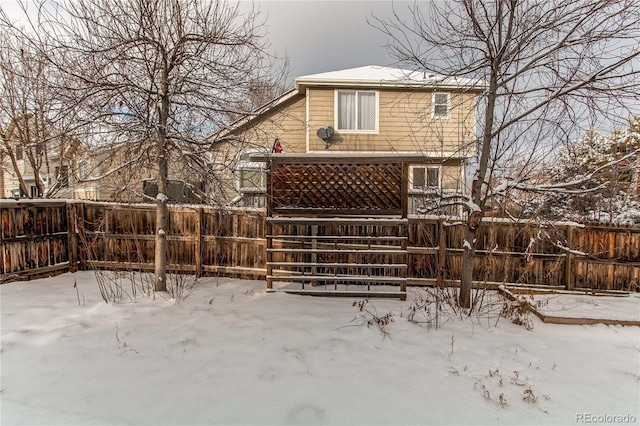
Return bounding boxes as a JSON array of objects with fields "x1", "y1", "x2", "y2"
[
  {"x1": 239, "y1": 169, "x2": 266, "y2": 191},
  {"x1": 411, "y1": 166, "x2": 440, "y2": 190},
  {"x1": 237, "y1": 151, "x2": 267, "y2": 192}
]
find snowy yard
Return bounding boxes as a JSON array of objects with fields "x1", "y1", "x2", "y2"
[
  {"x1": 1, "y1": 272, "x2": 639, "y2": 425},
  {"x1": 531, "y1": 293, "x2": 640, "y2": 322}
]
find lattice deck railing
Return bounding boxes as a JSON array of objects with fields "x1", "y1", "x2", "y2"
[{"x1": 251, "y1": 154, "x2": 427, "y2": 217}]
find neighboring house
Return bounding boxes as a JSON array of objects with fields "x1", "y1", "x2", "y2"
[
  {"x1": 221, "y1": 65, "x2": 485, "y2": 213},
  {"x1": 0, "y1": 126, "x2": 94, "y2": 200},
  {"x1": 1, "y1": 135, "x2": 204, "y2": 203}
]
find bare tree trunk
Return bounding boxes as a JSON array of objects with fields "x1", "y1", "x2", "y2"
[
  {"x1": 459, "y1": 67, "x2": 498, "y2": 308},
  {"x1": 7, "y1": 149, "x2": 30, "y2": 197},
  {"x1": 154, "y1": 69, "x2": 170, "y2": 292},
  {"x1": 154, "y1": 160, "x2": 168, "y2": 291}
]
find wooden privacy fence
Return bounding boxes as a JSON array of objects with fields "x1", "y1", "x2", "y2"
[
  {"x1": 2, "y1": 199, "x2": 640, "y2": 292},
  {"x1": 1, "y1": 200, "x2": 71, "y2": 280},
  {"x1": 408, "y1": 218, "x2": 640, "y2": 292},
  {"x1": 77, "y1": 202, "x2": 267, "y2": 278}
]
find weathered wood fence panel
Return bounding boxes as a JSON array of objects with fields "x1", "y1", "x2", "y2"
[
  {"x1": 571, "y1": 225, "x2": 640, "y2": 291},
  {"x1": 2, "y1": 200, "x2": 640, "y2": 292},
  {"x1": 1, "y1": 200, "x2": 70, "y2": 280},
  {"x1": 78, "y1": 204, "x2": 265, "y2": 278},
  {"x1": 406, "y1": 219, "x2": 640, "y2": 292},
  {"x1": 408, "y1": 219, "x2": 570, "y2": 287}
]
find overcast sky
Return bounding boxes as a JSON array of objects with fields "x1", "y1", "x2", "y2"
[
  {"x1": 1, "y1": 0, "x2": 637, "y2": 130},
  {"x1": 0, "y1": 0, "x2": 410, "y2": 85},
  {"x1": 252, "y1": 1, "x2": 408, "y2": 82}
]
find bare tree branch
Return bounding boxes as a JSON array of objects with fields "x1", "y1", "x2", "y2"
[{"x1": 372, "y1": 0, "x2": 640, "y2": 307}]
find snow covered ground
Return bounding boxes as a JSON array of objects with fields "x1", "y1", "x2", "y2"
[{"x1": 1, "y1": 271, "x2": 639, "y2": 425}]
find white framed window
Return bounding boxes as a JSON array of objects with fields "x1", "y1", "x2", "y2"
[
  {"x1": 335, "y1": 90, "x2": 378, "y2": 133},
  {"x1": 410, "y1": 165, "x2": 441, "y2": 191},
  {"x1": 79, "y1": 161, "x2": 91, "y2": 180},
  {"x1": 239, "y1": 169, "x2": 266, "y2": 191},
  {"x1": 432, "y1": 92, "x2": 451, "y2": 119},
  {"x1": 236, "y1": 151, "x2": 267, "y2": 192}
]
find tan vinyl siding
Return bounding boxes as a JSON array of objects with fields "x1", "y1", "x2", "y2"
[
  {"x1": 308, "y1": 88, "x2": 476, "y2": 154},
  {"x1": 236, "y1": 95, "x2": 307, "y2": 153}
]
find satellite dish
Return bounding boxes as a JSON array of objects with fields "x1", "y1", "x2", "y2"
[{"x1": 316, "y1": 126, "x2": 335, "y2": 142}]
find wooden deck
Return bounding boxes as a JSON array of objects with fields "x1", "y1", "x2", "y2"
[{"x1": 257, "y1": 154, "x2": 417, "y2": 299}]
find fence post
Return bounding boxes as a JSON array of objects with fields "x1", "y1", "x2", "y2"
[
  {"x1": 266, "y1": 221, "x2": 273, "y2": 289},
  {"x1": 311, "y1": 223, "x2": 317, "y2": 287},
  {"x1": 401, "y1": 163, "x2": 409, "y2": 218},
  {"x1": 565, "y1": 225, "x2": 574, "y2": 290},
  {"x1": 195, "y1": 207, "x2": 203, "y2": 278},
  {"x1": 607, "y1": 231, "x2": 616, "y2": 291},
  {"x1": 437, "y1": 219, "x2": 446, "y2": 288},
  {"x1": 67, "y1": 202, "x2": 78, "y2": 273},
  {"x1": 232, "y1": 213, "x2": 239, "y2": 271},
  {"x1": 77, "y1": 202, "x2": 86, "y2": 271}
]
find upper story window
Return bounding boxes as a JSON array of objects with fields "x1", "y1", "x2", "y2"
[
  {"x1": 410, "y1": 165, "x2": 440, "y2": 191},
  {"x1": 335, "y1": 90, "x2": 378, "y2": 133},
  {"x1": 432, "y1": 92, "x2": 451, "y2": 119}
]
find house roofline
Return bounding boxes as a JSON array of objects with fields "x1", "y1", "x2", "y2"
[
  {"x1": 295, "y1": 79, "x2": 487, "y2": 93},
  {"x1": 294, "y1": 65, "x2": 487, "y2": 93},
  {"x1": 218, "y1": 88, "x2": 301, "y2": 138}
]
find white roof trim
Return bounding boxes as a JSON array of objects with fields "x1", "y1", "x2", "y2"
[
  {"x1": 295, "y1": 65, "x2": 487, "y2": 92},
  {"x1": 218, "y1": 88, "x2": 300, "y2": 137}
]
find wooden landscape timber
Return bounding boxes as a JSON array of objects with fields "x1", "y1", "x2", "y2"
[
  {"x1": 2, "y1": 199, "x2": 640, "y2": 294},
  {"x1": 497, "y1": 286, "x2": 640, "y2": 327}
]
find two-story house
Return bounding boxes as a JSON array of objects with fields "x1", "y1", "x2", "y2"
[
  {"x1": 222, "y1": 65, "x2": 484, "y2": 214},
  {"x1": 0, "y1": 114, "x2": 87, "y2": 199},
  {"x1": 1, "y1": 131, "x2": 203, "y2": 203}
]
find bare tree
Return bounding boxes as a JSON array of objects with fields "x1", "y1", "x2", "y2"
[
  {"x1": 5, "y1": 0, "x2": 287, "y2": 291},
  {"x1": 372, "y1": 0, "x2": 640, "y2": 307},
  {"x1": 0, "y1": 30, "x2": 77, "y2": 198}
]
